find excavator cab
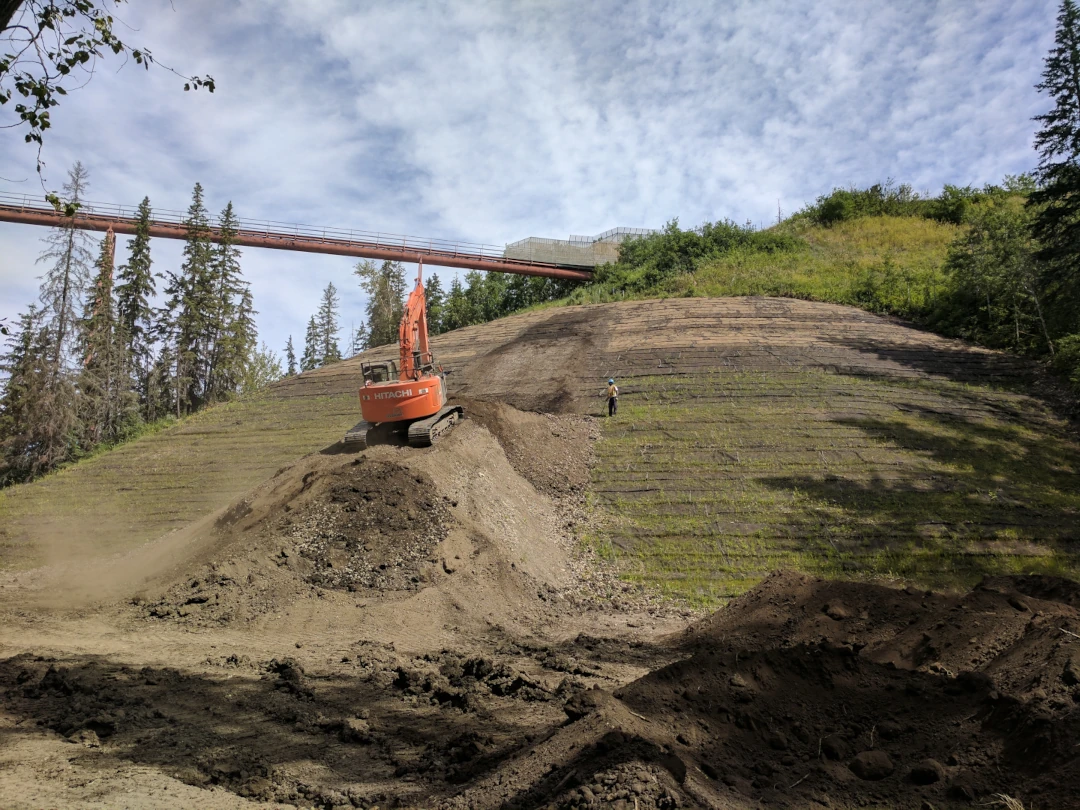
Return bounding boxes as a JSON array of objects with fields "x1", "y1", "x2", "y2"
[
  {"x1": 410, "y1": 351, "x2": 437, "y2": 378},
  {"x1": 343, "y1": 261, "x2": 462, "y2": 448},
  {"x1": 361, "y1": 360, "x2": 399, "y2": 384}
]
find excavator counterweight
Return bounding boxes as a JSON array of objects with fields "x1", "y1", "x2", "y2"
[{"x1": 343, "y1": 262, "x2": 462, "y2": 447}]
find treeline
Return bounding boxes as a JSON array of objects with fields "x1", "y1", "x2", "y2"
[
  {"x1": 0, "y1": 164, "x2": 279, "y2": 485},
  {"x1": 592, "y1": 219, "x2": 800, "y2": 293},
  {"x1": 286, "y1": 261, "x2": 574, "y2": 371},
  {"x1": 797, "y1": 176, "x2": 1037, "y2": 227}
]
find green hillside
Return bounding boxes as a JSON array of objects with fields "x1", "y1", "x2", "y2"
[
  {"x1": 679, "y1": 215, "x2": 958, "y2": 315},
  {"x1": 565, "y1": 214, "x2": 958, "y2": 320},
  {"x1": 592, "y1": 368, "x2": 1080, "y2": 604}
]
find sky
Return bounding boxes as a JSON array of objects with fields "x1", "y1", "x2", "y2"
[{"x1": 0, "y1": 0, "x2": 1062, "y2": 357}]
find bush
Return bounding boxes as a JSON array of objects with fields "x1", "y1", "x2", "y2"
[
  {"x1": 595, "y1": 219, "x2": 800, "y2": 293},
  {"x1": 803, "y1": 181, "x2": 930, "y2": 225},
  {"x1": 1052, "y1": 334, "x2": 1080, "y2": 391},
  {"x1": 800, "y1": 177, "x2": 1037, "y2": 227}
]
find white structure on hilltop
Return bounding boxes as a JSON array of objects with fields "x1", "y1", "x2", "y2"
[{"x1": 503, "y1": 227, "x2": 658, "y2": 267}]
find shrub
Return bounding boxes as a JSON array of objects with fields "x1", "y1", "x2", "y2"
[
  {"x1": 596, "y1": 219, "x2": 800, "y2": 293},
  {"x1": 1052, "y1": 334, "x2": 1080, "y2": 391},
  {"x1": 800, "y1": 177, "x2": 1036, "y2": 227}
]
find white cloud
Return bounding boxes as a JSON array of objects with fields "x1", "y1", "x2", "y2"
[{"x1": 0, "y1": 0, "x2": 1061, "y2": 353}]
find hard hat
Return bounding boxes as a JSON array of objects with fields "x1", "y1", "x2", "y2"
[{"x1": 608, "y1": 378, "x2": 615, "y2": 384}]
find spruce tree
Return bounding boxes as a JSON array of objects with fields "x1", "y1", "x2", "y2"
[
  {"x1": 285, "y1": 335, "x2": 297, "y2": 376},
  {"x1": 147, "y1": 342, "x2": 177, "y2": 422},
  {"x1": 0, "y1": 308, "x2": 47, "y2": 483},
  {"x1": 301, "y1": 316, "x2": 320, "y2": 371},
  {"x1": 79, "y1": 230, "x2": 137, "y2": 446},
  {"x1": 1030, "y1": 0, "x2": 1080, "y2": 331},
  {"x1": 115, "y1": 196, "x2": 156, "y2": 406},
  {"x1": 206, "y1": 201, "x2": 245, "y2": 400},
  {"x1": 348, "y1": 322, "x2": 367, "y2": 355},
  {"x1": 79, "y1": 230, "x2": 117, "y2": 445},
  {"x1": 162, "y1": 182, "x2": 214, "y2": 413},
  {"x1": 316, "y1": 282, "x2": 342, "y2": 365},
  {"x1": 0, "y1": 306, "x2": 77, "y2": 482},
  {"x1": 214, "y1": 285, "x2": 258, "y2": 396},
  {"x1": 37, "y1": 161, "x2": 94, "y2": 372},
  {"x1": 354, "y1": 259, "x2": 406, "y2": 347},
  {"x1": 426, "y1": 273, "x2": 445, "y2": 335}
]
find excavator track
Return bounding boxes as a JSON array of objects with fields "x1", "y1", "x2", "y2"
[
  {"x1": 342, "y1": 420, "x2": 372, "y2": 447},
  {"x1": 407, "y1": 405, "x2": 463, "y2": 447}
]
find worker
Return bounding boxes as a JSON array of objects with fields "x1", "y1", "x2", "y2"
[{"x1": 606, "y1": 378, "x2": 619, "y2": 417}]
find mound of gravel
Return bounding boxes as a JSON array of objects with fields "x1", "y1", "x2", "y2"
[{"x1": 286, "y1": 459, "x2": 450, "y2": 592}]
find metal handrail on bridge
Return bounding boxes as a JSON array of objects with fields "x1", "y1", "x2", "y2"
[{"x1": 0, "y1": 192, "x2": 594, "y2": 281}]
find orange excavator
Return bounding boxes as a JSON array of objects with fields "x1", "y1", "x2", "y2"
[{"x1": 343, "y1": 261, "x2": 463, "y2": 447}]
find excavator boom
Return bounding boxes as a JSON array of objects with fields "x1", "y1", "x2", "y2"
[{"x1": 398, "y1": 265, "x2": 430, "y2": 381}]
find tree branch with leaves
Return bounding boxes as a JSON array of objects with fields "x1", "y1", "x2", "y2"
[{"x1": 1, "y1": 0, "x2": 214, "y2": 174}]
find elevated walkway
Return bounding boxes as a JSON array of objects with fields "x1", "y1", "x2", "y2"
[{"x1": 0, "y1": 192, "x2": 638, "y2": 281}]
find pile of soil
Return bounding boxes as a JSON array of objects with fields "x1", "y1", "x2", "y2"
[
  {"x1": 138, "y1": 457, "x2": 453, "y2": 624},
  {"x1": 285, "y1": 460, "x2": 450, "y2": 592},
  {"x1": 443, "y1": 572, "x2": 1080, "y2": 810},
  {"x1": 461, "y1": 399, "x2": 598, "y2": 498}
]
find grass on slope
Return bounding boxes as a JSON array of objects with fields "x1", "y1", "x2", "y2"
[
  {"x1": 678, "y1": 216, "x2": 958, "y2": 317},
  {"x1": 0, "y1": 390, "x2": 360, "y2": 571},
  {"x1": 565, "y1": 216, "x2": 959, "y2": 321},
  {"x1": 590, "y1": 370, "x2": 1080, "y2": 606}
]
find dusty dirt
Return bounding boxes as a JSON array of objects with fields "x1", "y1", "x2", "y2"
[
  {"x1": 0, "y1": 369, "x2": 1077, "y2": 807},
  {"x1": 0, "y1": 402, "x2": 691, "y2": 809}
]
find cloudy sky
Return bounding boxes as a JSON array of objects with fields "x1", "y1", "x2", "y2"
[{"x1": 0, "y1": 0, "x2": 1060, "y2": 357}]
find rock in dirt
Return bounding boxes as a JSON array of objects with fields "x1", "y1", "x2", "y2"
[
  {"x1": 563, "y1": 685, "x2": 611, "y2": 721},
  {"x1": 1063, "y1": 656, "x2": 1079, "y2": 687},
  {"x1": 822, "y1": 736, "x2": 847, "y2": 761},
  {"x1": 948, "y1": 778, "x2": 977, "y2": 801},
  {"x1": 824, "y1": 602, "x2": 850, "y2": 621},
  {"x1": 909, "y1": 758, "x2": 945, "y2": 785},
  {"x1": 66, "y1": 728, "x2": 101, "y2": 747},
  {"x1": 849, "y1": 750, "x2": 895, "y2": 781}
]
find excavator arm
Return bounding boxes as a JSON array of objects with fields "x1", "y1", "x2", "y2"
[{"x1": 398, "y1": 262, "x2": 431, "y2": 381}]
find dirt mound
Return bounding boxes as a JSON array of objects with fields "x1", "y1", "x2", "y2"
[
  {"x1": 134, "y1": 411, "x2": 605, "y2": 634},
  {"x1": 140, "y1": 458, "x2": 453, "y2": 622},
  {"x1": 293, "y1": 461, "x2": 451, "y2": 591},
  {"x1": 441, "y1": 572, "x2": 1080, "y2": 810},
  {"x1": 461, "y1": 398, "x2": 597, "y2": 498}
]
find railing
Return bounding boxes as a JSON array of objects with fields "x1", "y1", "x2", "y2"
[{"x1": 0, "y1": 191, "x2": 511, "y2": 264}]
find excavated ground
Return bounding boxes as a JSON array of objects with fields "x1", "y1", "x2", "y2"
[
  {"x1": 0, "y1": 403, "x2": 694, "y2": 809},
  {"x1": 0, "y1": 298, "x2": 1077, "y2": 808}
]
